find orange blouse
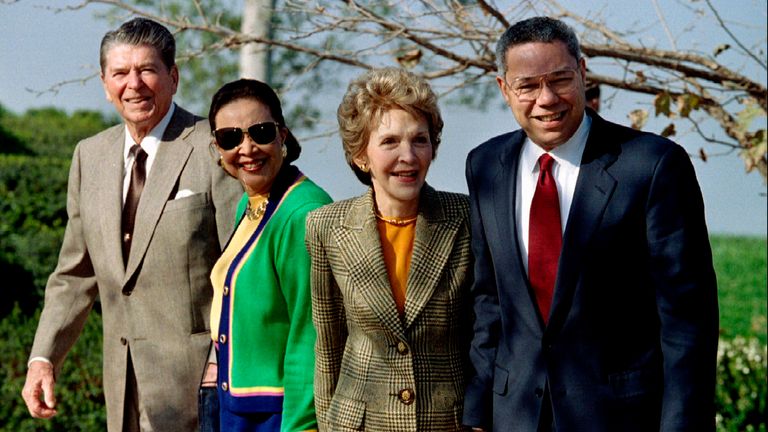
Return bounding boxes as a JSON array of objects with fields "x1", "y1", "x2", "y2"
[{"x1": 376, "y1": 215, "x2": 417, "y2": 317}]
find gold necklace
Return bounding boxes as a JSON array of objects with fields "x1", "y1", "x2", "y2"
[
  {"x1": 245, "y1": 197, "x2": 269, "y2": 221},
  {"x1": 374, "y1": 211, "x2": 417, "y2": 226}
]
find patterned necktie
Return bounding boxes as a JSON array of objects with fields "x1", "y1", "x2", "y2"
[
  {"x1": 122, "y1": 144, "x2": 147, "y2": 265},
  {"x1": 528, "y1": 153, "x2": 562, "y2": 325}
]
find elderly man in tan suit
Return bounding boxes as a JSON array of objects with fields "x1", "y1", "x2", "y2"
[{"x1": 21, "y1": 18, "x2": 241, "y2": 431}]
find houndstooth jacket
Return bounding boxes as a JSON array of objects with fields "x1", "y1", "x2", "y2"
[{"x1": 305, "y1": 185, "x2": 473, "y2": 431}]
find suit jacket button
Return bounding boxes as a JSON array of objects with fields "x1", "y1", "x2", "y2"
[
  {"x1": 535, "y1": 387, "x2": 544, "y2": 398},
  {"x1": 120, "y1": 337, "x2": 127, "y2": 346},
  {"x1": 399, "y1": 388, "x2": 415, "y2": 405},
  {"x1": 219, "y1": 334, "x2": 227, "y2": 344},
  {"x1": 221, "y1": 382, "x2": 228, "y2": 391},
  {"x1": 223, "y1": 286, "x2": 229, "y2": 296},
  {"x1": 396, "y1": 341, "x2": 409, "y2": 355}
]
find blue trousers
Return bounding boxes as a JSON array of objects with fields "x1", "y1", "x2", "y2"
[{"x1": 198, "y1": 387, "x2": 220, "y2": 432}]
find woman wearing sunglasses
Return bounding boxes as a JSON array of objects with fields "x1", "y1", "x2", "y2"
[
  {"x1": 206, "y1": 78, "x2": 331, "y2": 431},
  {"x1": 305, "y1": 68, "x2": 473, "y2": 431}
]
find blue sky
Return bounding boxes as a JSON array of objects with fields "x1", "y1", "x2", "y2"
[{"x1": 1, "y1": 0, "x2": 766, "y2": 236}]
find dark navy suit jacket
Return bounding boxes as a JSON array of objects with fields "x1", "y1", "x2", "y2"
[{"x1": 462, "y1": 110, "x2": 719, "y2": 431}]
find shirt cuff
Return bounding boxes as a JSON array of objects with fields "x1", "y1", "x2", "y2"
[{"x1": 28, "y1": 357, "x2": 53, "y2": 368}]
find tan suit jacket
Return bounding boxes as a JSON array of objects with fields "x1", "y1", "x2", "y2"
[
  {"x1": 29, "y1": 106, "x2": 242, "y2": 431},
  {"x1": 306, "y1": 185, "x2": 473, "y2": 431}
]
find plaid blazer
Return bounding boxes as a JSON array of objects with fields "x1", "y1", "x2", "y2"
[{"x1": 306, "y1": 185, "x2": 473, "y2": 431}]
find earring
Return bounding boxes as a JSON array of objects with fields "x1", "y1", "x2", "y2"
[
  {"x1": 281, "y1": 145, "x2": 288, "y2": 158},
  {"x1": 217, "y1": 155, "x2": 223, "y2": 167},
  {"x1": 357, "y1": 163, "x2": 369, "y2": 173}
]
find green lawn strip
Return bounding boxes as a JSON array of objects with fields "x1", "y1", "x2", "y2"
[{"x1": 712, "y1": 235, "x2": 767, "y2": 345}]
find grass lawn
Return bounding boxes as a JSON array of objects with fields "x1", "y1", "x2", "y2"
[{"x1": 712, "y1": 235, "x2": 767, "y2": 345}]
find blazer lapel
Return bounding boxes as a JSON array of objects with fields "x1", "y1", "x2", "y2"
[
  {"x1": 337, "y1": 190, "x2": 405, "y2": 336},
  {"x1": 547, "y1": 113, "x2": 617, "y2": 334},
  {"x1": 123, "y1": 109, "x2": 195, "y2": 283},
  {"x1": 402, "y1": 185, "x2": 461, "y2": 329}
]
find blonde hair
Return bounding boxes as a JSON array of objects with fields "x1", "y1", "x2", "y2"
[{"x1": 337, "y1": 67, "x2": 443, "y2": 185}]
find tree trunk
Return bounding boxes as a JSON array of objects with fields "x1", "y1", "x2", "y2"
[{"x1": 239, "y1": 0, "x2": 273, "y2": 82}]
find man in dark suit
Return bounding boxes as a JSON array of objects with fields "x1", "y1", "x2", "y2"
[
  {"x1": 462, "y1": 17, "x2": 719, "y2": 431},
  {"x1": 21, "y1": 18, "x2": 241, "y2": 431}
]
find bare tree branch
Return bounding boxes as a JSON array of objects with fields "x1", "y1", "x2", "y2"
[
  {"x1": 704, "y1": 0, "x2": 767, "y2": 70},
  {"x1": 16, "y1": 0, "x2": 765, "y2": 180},
  {"x1": 687, "y1": 116, "x2": 740, "y2": 149},
  {"x1": 649, "y1": 0, "x2": 677, "y2": 51},
  {"x1": 477, "y1": 0, "x2": 509, "y2": 28},
  {"x1": 582, "y1": 44, "x2": 767, "y2": 110}
]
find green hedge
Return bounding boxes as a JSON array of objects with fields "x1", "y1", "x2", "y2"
[
  {"x1": 0, "y1": 105, "x2": 116, "y2": 315},
  {"x1": 0, "y1": 305, "x2": 105, "y2": 431},
  {"x1": 0, "y1": 155, "x2": 70, "y2": 304}
]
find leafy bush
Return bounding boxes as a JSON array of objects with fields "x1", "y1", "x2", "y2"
[
  {"x1": 716, "y1": 337, "x2": 767, "y2": 432},
  {"x1": 0, "y1": 123, "x2": 29, "y2": 155},
  {"x1": 0, "y1": 155, "x2": 71, "y2": 310},
  {"x1": 0, "y1": 106, "x2": 117, "y2": 313},
  {"x1": 0, "y1": 304, "x2": 105, "y2": 432},
  {"x1": 0, "y1": 106, "x2": 118, "y2": 158}
]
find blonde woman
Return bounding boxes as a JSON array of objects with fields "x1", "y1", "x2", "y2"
[{"x1": 306, "y1": 68, "x2": 473, "y2": 431}]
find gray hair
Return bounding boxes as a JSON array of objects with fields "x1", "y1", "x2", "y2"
[
  {"x1": 495, "y1": 16, "x2": 581, "y2": 77},
  {"x1": 100, "y1": 18, "x2": 176, "y2": 72}
]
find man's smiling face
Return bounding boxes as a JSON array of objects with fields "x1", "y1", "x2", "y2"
[
  {"x1": 497, "y1": 40, "x2": 587, "y2": 151},
  {"x1": 101, "y1": 43, "x2": 178, "y2": 141}
]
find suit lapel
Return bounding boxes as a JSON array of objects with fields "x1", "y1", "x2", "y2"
[
  {"x1": 337, "y1": 190, "x2": 405, "y2": 336},
  {"x1": 547, "y1": 113, "x2": 617, "y2": 334},
  {"x1": 492, "y1": 134, "x2": 527, "y2": 280},
  {"x1": 490, "y1": 134, "x2": 544, "y2": 331},
  {"x1": 99, "y1": 127, "x2": 130, "y2": 277},
  {"x1": 402, "y1": 185, "x2": 461, "y2": 329},
  {"x1": 123, "y1": 109, "x2": 195, "y2": 283}
]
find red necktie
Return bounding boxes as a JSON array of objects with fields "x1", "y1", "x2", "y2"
[
  {"x1": 122, "y1": 144, "x2": 147, "y2": 265},
  {"x1": 528, "y1": 153, "x2": 562, "y2": 325}
]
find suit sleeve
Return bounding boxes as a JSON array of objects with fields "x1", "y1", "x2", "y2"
[
  {"x1": 29, "y1": 142, "x2": 99, "y2": 374},
  {"x1": 305, "y1": 212, "x2": 348, "y2": 430},
  {"x1": 210, "y1": 155, "x2": 243, "y2": 249},
  {"x1": 646, "y1": 144, "x2": 719, "y2": 431},
  {"x1": 462, "y1": 151, "x2": 501, "y2": 429},
  {"x1": 275, "y1": 201, "x2": 331, "y2": 432}
]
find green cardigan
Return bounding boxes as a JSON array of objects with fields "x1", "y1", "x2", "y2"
[{"x1": 218, "y1": 171, "x2": 331, "y2": 431}]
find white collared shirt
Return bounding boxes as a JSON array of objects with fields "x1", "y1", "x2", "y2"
[
  {"x1": 122, "y1": 103, "x2": 176, "y2": 204},
  {"x1": 516, "y1": 113, "x2": 591, "y2": 276}
]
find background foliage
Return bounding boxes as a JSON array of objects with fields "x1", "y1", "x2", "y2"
[
  {"x1": 0, "y1": 106, "x2": 765, "y2": 431},
  {"x1": 0, "y1": 106, "x2": 117, "y2": 315},
  {"x1": 716, "y1": 337, "x2": 767, "y2": 432},
  {"x1": 0, "y1": 306, "x2": 105, "y2": 432}
]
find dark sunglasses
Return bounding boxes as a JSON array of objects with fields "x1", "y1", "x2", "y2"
[{"x1": 213, "y1": 122, "x2": 280, "y2": 150}]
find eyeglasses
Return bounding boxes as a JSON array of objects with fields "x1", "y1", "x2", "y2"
[
  {"x1": 213, "y1": 122, "x2": 280, "y2": 150},
  {"x1": 509, "y1": 68, "x2": 580, "y2": 102}
]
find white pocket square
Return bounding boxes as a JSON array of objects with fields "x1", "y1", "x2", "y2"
[{"x1": 174, "y1": 189, "x2": 195, "y2": 199}]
